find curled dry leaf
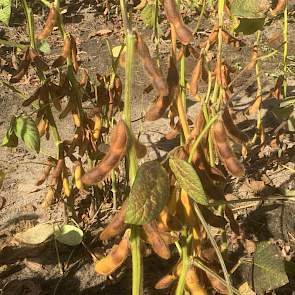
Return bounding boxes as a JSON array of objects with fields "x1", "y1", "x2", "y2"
[
  {"x1": 136, "y1": 33, "x2": 169, "y2": 97},
  {"x1": 82, "y1": 120, "x2": 128, "y2": 185},
  {"x1": 37, "y1": 6, "x2": 57, "y2": 40},
  {"x1": 163, "y1": 0, "x2": 193, "y2": 45},
  {"x1": 190, "y1": 56, "x2": 203, "y2": 97},
  {"x1": 134, "y1": 138, "x2": 147, "y2": 159},
  {"x1": 10, "y1": 48, "x2": 31, "y2": 83},
  {"x1": 94, "y1": 232, "x2": 130, "y2": 276},
  {"x1": 212, "y1": 120, "x2": 245, "y2": 177},
  {"x1": 222, "y1": 108, "x2": 248, "y2": 144}
]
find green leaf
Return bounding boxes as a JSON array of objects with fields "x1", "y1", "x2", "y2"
[
  {"x1": 15, "y1": 223, "x2": 54, "y2": 245},
  {"x1": 14, "y1": 116, "x2": 40, "y2": 153},
  {"x1": 125, "y1": 161, "x2": 170, "y2": 225},
  {"x1": 54, "y1": 224, "x2": 83, "y2": 246},
  {"x1": 1, "y1": 116, "x2": 18, "y2": 148},
  {"x1": 272, "y1": 105, "x2": 294, "y2": 121},
  {"x1": 169, "y1": 158, "x2": 208, "y2": 205},
  {"x1": 0, "y1": 0, "x2": 12, "y2": 26},
  {"x1": 253, "y1": 241, "x2": 289, "y2": 295},
  {"x1": 141, "y1": 3, "x2": 156, "y2": 28},
  {"x1": 37, "y1": 40, "x2": 51, "y2": 54},
  {"x1": 234, "y1": 17, "x2": 265, "y2": 35},
  {"x1": 230, "y1": 0, "x2": 270, "y2": 18}
]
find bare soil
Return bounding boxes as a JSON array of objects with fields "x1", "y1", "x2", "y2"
[{"x1": 1, "y1": 1, "x2": 295, "y2": 294}]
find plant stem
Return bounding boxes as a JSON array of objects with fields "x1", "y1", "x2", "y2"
[
  {"x1": 0, "y1": 39, "x2": 26, "y2": 49},
  {"x1": 188, "y1": 114, "x2": 218, "y2": 163},
  {"x1": 193, "y1": 203, "x2": 233, "y2": 295},
  {"x1": 193, "y1": 259, "x2": 241, "y2": 295},
  {"x1": 251, "y1": 31, "x2": 262, "y2": 144},
  {"x1": 283, "y1": 3, "x2": 288, "y2": 98},
  {"x1": 119, "y1": 1, "x2": 141, "y2": 294},
  {"x1": 175, "y1": 234, "x2": 190, "y2": 295}
]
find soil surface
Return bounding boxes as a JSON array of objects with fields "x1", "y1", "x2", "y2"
[{"x1": 1, "y1": 1, "x2": 295, "y2": 295}]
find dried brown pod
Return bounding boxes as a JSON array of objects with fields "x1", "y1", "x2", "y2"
[
  {"x1": 41, "y1": 186, "x2": 55, "y2": 208},
  {"x1": 94, "y1": 232, "x2": 130, "y2": 276},
  {"x1": 155, "y1": 273, "x2": 177, "y2": 289},
  {"x1": 145, "y1": 95, "x2": 168, "y2": 121},
  {"x1": 37, "y1": 117, "x2": 48, "y2": 137},
  {"x1": 271, "y1": 0, "x2": 286, "y2": 16},
  {"x1": 52, "y1": 35, "x2": 71, "y2": 68},
  {"x1": 145, "y1": 55, "x2": 179, "y2": 121},
  {"x1": 163, "y1": 0, "x2": 193, "y2": 45},
  {"x1": 100, "y1": 202, "x2": 128, "y2": 240},
  {"x1": 271, "y1": 75, "x2": 284, "y2": 100},
  {"x1": 29, "y1": 48, "x2": 49, "y2": 71},
  {"x1": 190, "y1": 56, "x2": 203, "y2": 96},
  {"x1": 10, "y1": 48, "x2": 31, "y2": 83},
  {"x1": 82, "y1": 120, "x2": 128, "y2": 185},
  {"x1": 92, "y1": 114, "x2": 102, "y2": 140},
  {"x1": 50, "y1": 159, "x2": 64, "y2": 185},
  {"x1": 212, "y1": 120, "x2": 245, "y2": 177},
  {"x1": 70, "y1": 34, "x2": 79, "y2": 72},
  {"x1": 189, "y1": 109, "x2": 205, "y2": 141},
  {"x1": 136, "y1": 33, "x2": 169, "y2": 96},
  {"x1": 185, "y1": 266, "x2": 207, "y2": 295},
  {"x1": 206, "y1": 271, "x2": 228, "y2": 294},
  {"x1": 246, "y1": 45, "x2": 258, "y2": 70},
  {"x1": 74, "y1": 160, "x2": 84, "y2": 190},
  {"x1": 35, "y1": 159, "x2": 54, "y2": 186},
  {"x1": 222, "y1": 108, "x2": 248, "y2": 144},
  {"x1": 37, "y1": 6, "x2": 57, "y2": 40},
  {"x1": 221, "y1": 30, "x2": 245, "y2": 48},
  {"x1": 79, "y1": 68, "x2": 89, "y2": 86},
  {"x1": 200, "y1": 23, "x2": 218, "y2": 48},
  {"x1": 143, "y1": 221, "x2": 171, "y2": 260}
]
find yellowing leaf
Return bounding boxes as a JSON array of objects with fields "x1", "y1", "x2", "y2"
[
  {"x1": 125, "y1": 161, "x2": 170, "y2": 225},
  {"x1": 231, "y1": 0, "x2": 270, "y2": 18},
  {"x1": 54, "y1": 224, "x2": 83, "y2": 246},
  {"x1": 169, "y1": 158, "x2": 208, "y2": 205},
  {"x1": 15, "y1": 223, "x2": 54, "y2": 245},
  {"x1": 14, "y1": 116, "x2": 40, "y2": 153}
]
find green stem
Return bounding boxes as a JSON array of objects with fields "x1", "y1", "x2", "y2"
[
  {"x1": 175, "y1": 234, "x2": 190, "y2": 295},
  {"x1": 193, "y1": 0, "x2": 206, "y2": 34},
  {"x1": 193, "y1": 203, "x2": 233, "y2": 295},
  {"x1": 119, "y1": 1, "x2": 141, "y2": 294},
  {"x1": 188, "y1": 114, "x2": 218, "y2": 163}
]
